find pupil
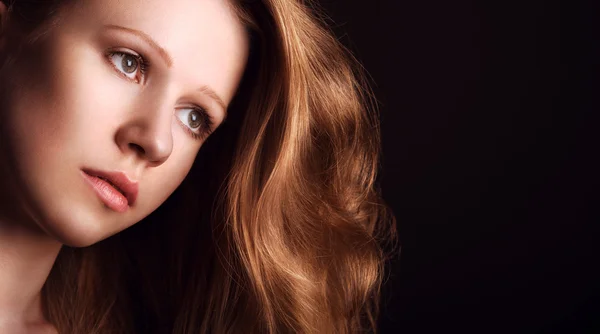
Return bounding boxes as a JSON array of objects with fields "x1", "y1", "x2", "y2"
[
  {"x1": 188, "y1": 111, "x2": 201, "y2": 128},
  {"x1": 122, "y1": 55, "x2": 138, "y2": 73}
]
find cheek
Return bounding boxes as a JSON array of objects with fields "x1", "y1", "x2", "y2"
[
  {"x1": 6, "y1": 45, "x2": 135, "y2": 163},
  {"x1": 142, "y1": 141, "x2": 199, "y2": 206}
]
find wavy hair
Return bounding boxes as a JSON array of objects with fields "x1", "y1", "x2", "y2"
[{"x1": 3, "y1": 0, "x2": 396, "y2": 332}]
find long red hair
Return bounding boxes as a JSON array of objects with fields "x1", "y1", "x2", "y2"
[{"x1": 3, "y1": 0, "x2": 396, "y2": 332}]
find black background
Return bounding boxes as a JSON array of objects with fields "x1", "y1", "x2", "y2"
[{"x1": 318, "y1": 0, "x2": 598, "y2": 333}]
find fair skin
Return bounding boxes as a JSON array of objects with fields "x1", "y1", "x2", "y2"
[{"x1": 0, "y1": 0, "x2": 248, "y2": 332}]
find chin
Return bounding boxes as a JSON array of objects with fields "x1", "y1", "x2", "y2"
[
  {"x1": 43, "y1": 220, "x2": 111, "y2": 248},
  {"x1": 34, "y1": 203, "x2": 125, "y2": 248}
]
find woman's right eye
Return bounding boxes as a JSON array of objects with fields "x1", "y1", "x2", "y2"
[{"x1": 107, "y1": 51, "x2": 147, "y2": 83}]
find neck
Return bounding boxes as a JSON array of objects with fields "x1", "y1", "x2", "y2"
[
  {"x1": 0, "y1": 213, "x2": 62, "y2": 326},
  {"x1": 0, "y1": 152, "x2": 62, "y2": 327}
]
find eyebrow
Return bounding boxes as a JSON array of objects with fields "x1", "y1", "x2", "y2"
[
  {"x1": 104, "y1": 24, "x2": 173, "y2": 67},
  {"x1": 198, "y1": 86, "x2": 228, "y2": 114},
  {"x1": 103, "y1": 24, "x2": 229, "y2": 115}
]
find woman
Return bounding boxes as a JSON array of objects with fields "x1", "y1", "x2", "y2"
[{"x1": 0, "y1": 0, "x2": 395, "y2": 332}]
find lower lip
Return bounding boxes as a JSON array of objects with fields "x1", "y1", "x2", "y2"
[{"x1": 81, "y1": 171, "x2": 129, "y2": 213}]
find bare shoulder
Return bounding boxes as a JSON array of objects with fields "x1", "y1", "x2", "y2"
[
  {"x1": 24, "y1": 322, "x2": 59, "y2": 334},
  {"x1": 0, "y1": 322, "x2": 57, "y2": 334},
  {"x1": 38, "y1": 323, "x2": 59, "y2": 334}
]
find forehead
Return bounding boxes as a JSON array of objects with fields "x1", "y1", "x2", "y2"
[
  {"x1": 74, "y1": 0, "x2": 239, "y2": 34},
  {"x1": 60, "y1": 0, "x2": 249, "y2": 102}
]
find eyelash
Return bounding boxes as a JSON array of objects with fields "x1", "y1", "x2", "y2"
[
  {"x1": 106, "y1": 50, "x2": 214, "y2": 141},
  {"x1": 181, "y1": 107, "x2": 215, "y2": 141},
  {"x1": 106, "y1": 50, "x2": 149, "y2": 83}
]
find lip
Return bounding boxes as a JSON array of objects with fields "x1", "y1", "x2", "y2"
[{"x1": 81, "y1": 168, "x2": 139, "y2": 212}]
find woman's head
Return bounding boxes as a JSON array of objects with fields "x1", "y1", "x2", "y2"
[
  {"x1": 0, "y1": 0, "x2": 395, "y2": 333},
  {"x1": 0, "y1": 0, "x2": 249, "y2": 246}
]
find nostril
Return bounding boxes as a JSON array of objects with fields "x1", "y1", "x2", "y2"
[{"x1": 129, "y1": 143, "x2": 145, "y2": 155}]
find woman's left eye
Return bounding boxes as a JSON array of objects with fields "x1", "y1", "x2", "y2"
[
  {"x1": 176, "y1": 108, "x2": 213, "y2": 140},
  {"x1": 107, "y1": 51, "x2": 147, "y2": 83}
]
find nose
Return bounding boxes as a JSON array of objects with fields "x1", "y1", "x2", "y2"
[{"x1": 115, "y1": 103, "x2": 174, "y2": 166}]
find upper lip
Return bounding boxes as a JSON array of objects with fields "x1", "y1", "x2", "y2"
[{"x1": 82, "y1": 168, "x2": 139, "y2": 206}]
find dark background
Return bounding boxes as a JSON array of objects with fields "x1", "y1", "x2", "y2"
[{"x1": 318, "y1": 0, "x2": 598, "y2": 333}]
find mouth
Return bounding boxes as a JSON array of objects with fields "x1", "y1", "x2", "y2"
[
  {"x1": 96, "y1": 175, "x2": 126, "y2": 196},
  {"x1": 81, "y1": 168, "x2": 139, "y2": 213}
]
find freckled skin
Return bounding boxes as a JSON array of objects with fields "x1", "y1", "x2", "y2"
[{"x1": 0, "y1": 0, "x2": 249, "y2": 247}]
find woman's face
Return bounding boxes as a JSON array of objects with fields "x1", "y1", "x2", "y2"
[{"x1": 0, "y1": 0, "x2": 248, "y2": 246}]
